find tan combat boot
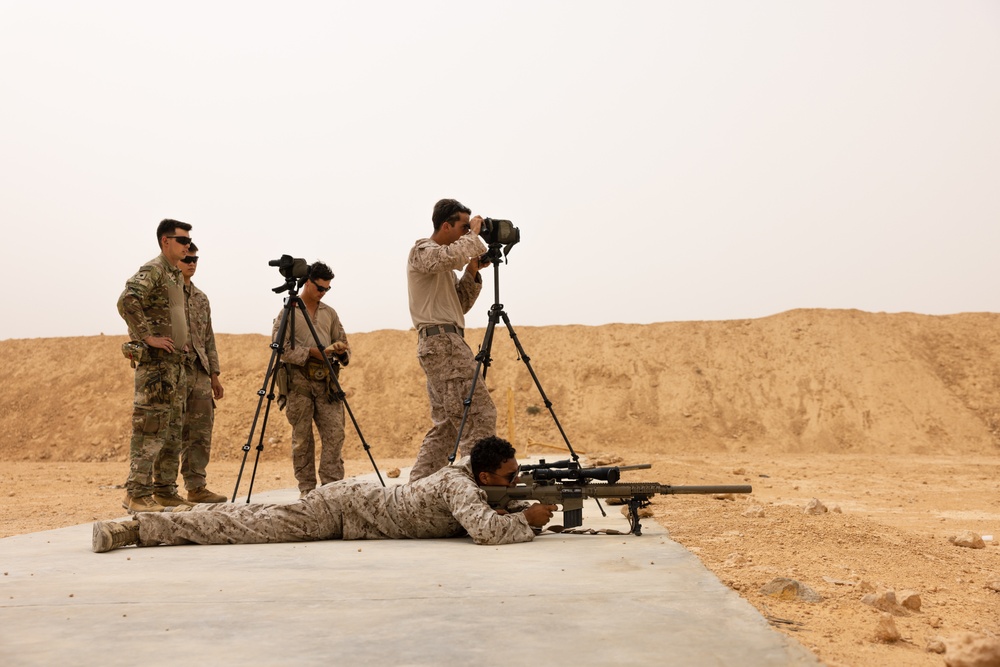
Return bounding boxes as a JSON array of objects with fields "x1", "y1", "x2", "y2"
[
  {"x1": 152, "y1": 491, "x2": 195, "y2": 508},
  {"x1": 122, "y1": 494, "x2": 166, "y2": 514},
  {"x1": 92, "y1": 519, "x2": 140, "y2": 553},
  {"x1": 187, "y1": 487, "x2": 227, "y2": 503}
]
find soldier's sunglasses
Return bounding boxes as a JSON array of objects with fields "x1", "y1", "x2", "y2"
[
  {"x1": 310, "y1": 279, "x2": 331, "y2": 293},
  {"x1": 181, "y1": 256, "x2": 199, "y2": 264},
  {"x1": 498, "y1": 467, "x2": 520, "y2": 484},
  {"x1": 167, "y1": 235, "x2": 193, "y2": 246}
]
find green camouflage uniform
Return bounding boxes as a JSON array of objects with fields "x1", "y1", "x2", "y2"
[
  {"x1": 117, "y1": 254, "x2": 189, "y2": 499},
  {"x1": 272, "y1": 302, "x2": 350, "y2": 493},
  {"x1": 177, "y1": 281, "x2": 221, "y2": 491},
  {"x1": 407, "y1": 234, "x2": 497, "y2": 481},
  {"x1": 135, "y1": 459, "x2": 535, "y2": 546}
]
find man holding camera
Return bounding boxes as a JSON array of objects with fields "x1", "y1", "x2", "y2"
[
  {"x1": 272, "y1": 261, "x2": 351, "y2": 497},
  {"x1": 406, "y1": 199, "x2": 497, "y2": 481}
]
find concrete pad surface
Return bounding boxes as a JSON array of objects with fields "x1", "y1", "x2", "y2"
[{"x1": 0, "y1": 469, "x2": 818, "y2": 667}]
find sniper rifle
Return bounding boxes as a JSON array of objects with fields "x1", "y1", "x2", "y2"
[{"x1": 483, "y1": 459, "x2": 752, "y2": 536}]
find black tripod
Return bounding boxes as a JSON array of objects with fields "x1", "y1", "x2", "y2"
[
  {"x1": 232, "y1": 275, "x2": 384, "y2": 502},
  {"x1": 447, "y1": 242, "x2": 580, "y2": 465}
]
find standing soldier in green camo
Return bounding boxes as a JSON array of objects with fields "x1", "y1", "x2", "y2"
[
  {"x1": 173, "y1": 243, "x2": 228, "y2": 504},
  {"x1": 117, "y1": 219, "x2": 194, "y2": 513}
]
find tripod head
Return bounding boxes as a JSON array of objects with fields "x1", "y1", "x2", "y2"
[
  {"x1": 481, "y1": 243, "x2": 505, "y2": 266},
  {"x1": 268, "y1": 255, "x2": 309, "y2": 294}
]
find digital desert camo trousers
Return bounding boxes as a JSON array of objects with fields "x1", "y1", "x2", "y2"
[
  {"x1": 128, "y1": 357, "x2": 187, "y2": 498},
  {"x1": 284, "y1": 370, "x2": 346, "y2": 493},
  {"x1": 410, "y1": 332, "x2": 497, "y2": 482}
]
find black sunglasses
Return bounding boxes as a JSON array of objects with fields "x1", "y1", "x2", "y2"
[
  {"x1": 167, "y1": 235, "x2": 192, "y2": 246},
  {"x1": 181, "y1": 256, "x2": 199, "y2": 264},
  {"x1": 310, "y1": 279, "x2": 331, "y2": 293}
]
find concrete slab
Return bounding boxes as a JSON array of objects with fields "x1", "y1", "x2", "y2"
[{"x1": 0, "y1": 466, "x2": 819, "y2": 667}]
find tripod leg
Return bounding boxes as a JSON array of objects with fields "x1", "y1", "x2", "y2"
[
  {"x1": 447, "y1": 307, "x2": 502, "y2": 465},
  {"x1": 232, "y1": 298, "x2": 295, "y2": 502},
  {"x1": 499, "y1": 311, "x2": 580, "y2": 462},
  {"x1": 290, "y1": 298, "x2": 385, "y2": 486}
]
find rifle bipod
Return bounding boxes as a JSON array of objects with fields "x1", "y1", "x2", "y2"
[{"x1": 626, "y1": 497, "x2": 651, "y2": 536}]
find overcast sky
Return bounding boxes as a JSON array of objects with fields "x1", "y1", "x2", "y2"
[{"x1": 2, "y1": 1, "x2": 998, "y2": 341}]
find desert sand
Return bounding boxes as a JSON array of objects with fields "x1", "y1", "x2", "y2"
[{"x1": 2, "y1": 309, "x2": 999, "y2": 666}]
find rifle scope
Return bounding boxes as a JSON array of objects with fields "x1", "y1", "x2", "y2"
[{"x1": 531, "y1": 466, "x2": 621, "y2": 484}]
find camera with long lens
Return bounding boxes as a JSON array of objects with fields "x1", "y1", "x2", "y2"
[
  {"x1": 268, "y1": 254, "x2": 310, "y2": 293},
  {"x1": 269, "y1": 254, "x2": 309, "y2": 279},
  {"x1": 480, "y1": 218, "x2": 520, "y2": 246}
]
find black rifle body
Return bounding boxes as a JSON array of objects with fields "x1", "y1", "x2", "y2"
[{"x1": 484, "y1": 482, "x2": 753, "y2": 535}]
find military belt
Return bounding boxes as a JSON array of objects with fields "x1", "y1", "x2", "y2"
[
  {"x1": 420, "y1": 324, "x2": 464, "y2": 339},
  {"x1": 145, "y1": 347, "x2": 184, "y2": 363}
]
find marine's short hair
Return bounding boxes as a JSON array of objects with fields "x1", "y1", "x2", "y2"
[
  {"x1": 431, "y1": 198, "x2": 471, "y2": 231},
  {"x1": 470, "y1": 436, "x2": 516, "y2": 479},
  {"x1": 156, "y1": 219, "x2": 192, "y2": 246},
  {"x1": 188, "y1": 242, "x2": 199, "y2": 253},
  {"x1": 308, "y1": 261, "x2": 335, "y2": 282}
]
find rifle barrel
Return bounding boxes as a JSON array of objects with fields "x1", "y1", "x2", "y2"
[{"x1": 663, "y1": 484, "x2": 752, "y2": 495}]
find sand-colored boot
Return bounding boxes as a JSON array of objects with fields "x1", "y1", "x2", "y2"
[
  {"x1": 187, "y1": 487, "x2": 227, "y2": 503},
  {"x1": 122, "y1": 494, "x2": 166, "y2": 514},
  {"x1": 152, "y1": 491, "x2": 195, "y2": 508},
  {"x1": 92, "y1": 519, "x2": 140, "y2": 553}
]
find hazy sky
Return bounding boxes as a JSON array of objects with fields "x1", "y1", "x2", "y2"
[{"x1": 2, "y1": 1, "x2": 998, "y2": 341}]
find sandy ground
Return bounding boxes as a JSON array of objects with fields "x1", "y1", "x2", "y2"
[
  {"x1": 3, "y1": 312, "x2": 1000, "y2": 665},
  {"x1": 2, "y1": 451, "x2": 998, "y2": 667}
]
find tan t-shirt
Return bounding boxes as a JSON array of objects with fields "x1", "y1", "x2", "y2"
[
  {"x1": 271, "y1": 301, "x2": 348, "y2": 367},
  {"x1": 407, "y1": 234, "x2": 486, "y2": 330}
]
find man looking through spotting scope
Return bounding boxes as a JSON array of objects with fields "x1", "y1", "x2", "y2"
[
  {"x1": 407, "y1": 198, "x2": 497, "y2": 482},
  {"x1": 272, "y1": 261, "x2": 351, "y2": 497},
  {"x1": 117, "y1": 219, "x2": 193, "y2": 513}
]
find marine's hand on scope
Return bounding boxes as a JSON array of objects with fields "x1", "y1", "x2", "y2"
[
  {"x1": 144, "y1": 336, "x2": 175, "y2": 353},
  {"x1": 469, "y1": 215, "x2": 484, "y2": 236},
  {"x1": 522, "y1": 503, "x2": 558, "y2": 528}
]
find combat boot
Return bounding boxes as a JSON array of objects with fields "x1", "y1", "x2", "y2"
[
  {"x1": 92, "y1": 519, "x2": 140, "y2": 553},
  {"x1": 187, "y1": 486, "x2": 227, "y2": 504},
  {"x1": 152, "y1": 491, "x2": 195, "y2": 508},
  {"x1": 122, "y1": 494, "x2": 166, "y2": 513}
]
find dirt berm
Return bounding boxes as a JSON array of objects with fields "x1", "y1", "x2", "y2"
[{"x1": 3, "y1": 308, "x2": 999, "y2": 463}]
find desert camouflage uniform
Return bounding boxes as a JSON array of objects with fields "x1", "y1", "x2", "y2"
[
  {"x1": 117, "y1": 254, "x2": 189, "y2": 499},
  {"x1": 135, "y1": 459, "x2": 535, "y2": 546},
  {"x1": 408, "y1": 234, "x2": 497, "y2": 481},
  {"x1": 176, "y1": 281, "x2": 221, "y2": 491},
  {"x1": 272, "y1": 302, "x2": 350, "y2": 493}
]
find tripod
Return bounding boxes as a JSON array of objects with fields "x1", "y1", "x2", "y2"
[
  {"x1": 448, "y1": 242, "x2": 580, "y2": 465},
  {"x1": 232, "y1": 277, "x2": 384, "y2": 502}
]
